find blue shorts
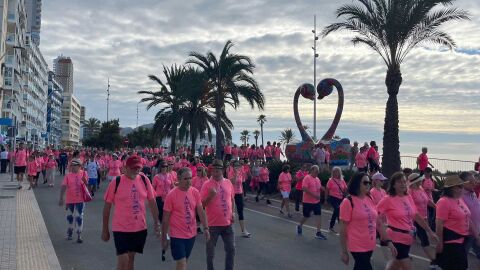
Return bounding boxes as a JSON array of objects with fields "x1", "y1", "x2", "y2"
[
  {"x1": 88, "y1": 178, "x2": 97, "y2": 185},
  {"x1": 170, "y1": 237, "x2": 196, "y2": 261}
]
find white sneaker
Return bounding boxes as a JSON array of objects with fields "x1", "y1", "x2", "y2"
[{"x1": 241, "y1": 231, "x2": 251, "y2": 238}]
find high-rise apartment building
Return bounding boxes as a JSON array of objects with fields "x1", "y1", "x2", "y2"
[
  {"x1": 24, "y1": 0, "x2": 40, "y2": 45},
  {"x1": 79, "y1": 105, "x2": 85, "y2": 140},
  {"x1": 53, "y1": 55, "x2": 73, "y2": 93},
  {"x1": 61, "y1": 93, "x2": 80, "y2": 146}
]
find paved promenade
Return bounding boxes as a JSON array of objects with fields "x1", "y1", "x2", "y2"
[{"x1": 0, "y1": 172, "x2": 61, "y2": 270}]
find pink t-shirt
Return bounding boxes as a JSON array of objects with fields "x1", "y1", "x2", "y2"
[
  {"x1": 200, "y1": 178, "x2": 234, "y2": 227},
  {"x1": 436, "y1": 197, "x2": 471, "y2": 244},
  {"x1": 104, "y1": 175, "x2": 155, "y2": 232},
  {"x1": 302, "y1": 175, "x2": 322, "y2": 204},
  {"x1": 369, "y1": 187, "x2": 386, "y2": 205},
  {"x1": 259, "y1": 167, "x2": 269, "y2": 183},
  {"x1": 408, "y1": 187, "x2": 429, "y2": 218},
  {"x1": 27, "y1": 160, "x2": 38, "y2": 176},
  {"x1": 273, "y1": 147, "x2": 281, "y2": 159},
  {"x1": 108, "y1": 160, "x2": 122, "y2": 176},
  {"x1": 62, "y1": 171, "x2": 88, "y2": 204},
  {"x1": 152, "y1": 173, "x2": 173, "y2": 198},
  {"x1": 227, "y1": 169, "x2": 244, "y2": 195},
  {"x1": 14, "y1": 149, "x2": 28, "y2": 166},
  {"x1": 163, "y1": 187, "x2": 201, "y2": 239},
  {"x1": 422, "y1": 177, "x2": 435, "y2": 201},
  {"x1": 231, "y1": 147, "x2": 238, "y2": 157},
  {"x1": 224, "y1": 145, "x2": 232, "y2": 155},
  {"x1": 417, "y1": 153, "x2": 429, "y2": 171},
  {"x1": 326, "y1": 178, "x2": 347, "y2": 199},
  {"x1": 278, "y1": 172, "x2": 292, "y2": 192},
  {"x1": 264, "y1": 146, "x2": 272, "y2": 158},
  {"x1": 192, "y1": 176, "x2": 208, "y2": 192},
  {"x1": 377, "y1": 195, "x2": 417, "y2": 245},
  {"x1": 340, "y1": 196, "x2": 378, "y2": 252},
  {"x1": 45, "y1": 159, "x2": 57, "y2": 169},
  {"x1": 295, "y1": 170, "x2": 307, "y2": 190},
  {"x1": 355, "y1": 152, "x2": 367, "y2": 168}
]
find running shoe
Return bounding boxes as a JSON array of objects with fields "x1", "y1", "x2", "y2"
[
  {"x1": 241, "y1": 231, "x2": 251, "y2": 238},
  {"x1": 279, "y1": 210, "x2": 285, "y2": 215},
  {"x1": 296, "y1": 225, "x2": 303, "y2": 235},
  {"x1": 77, "y1": 237, "x2": 83, "y2": 244},
  {"x1": 315, "y1": 231, "x2": 327, "y2": 240}
]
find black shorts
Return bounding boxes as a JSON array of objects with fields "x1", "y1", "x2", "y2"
[
  {"x1": 170, "y1": 237, "x2": 196, "y2": 261},
  {"x1": 113, "y1": 230, "x2": 148, "y2": 255},
  {"x1": 436, "y1": 242, "x2": 467, "y2": 270},
  {"x1": 302, "y1": 202, "x2": 321, "y2": 218},
  {"x1": 14, "y1": 166, "x2": 26, "y2": 174},
  {"x1": 414, "y1": 222, "x2": 430, "y2": 247},
  {"x1": 392, "y1": 242, "x2": 411, "y2": 260}
]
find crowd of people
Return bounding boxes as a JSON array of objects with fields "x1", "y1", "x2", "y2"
[{"x1": 5, "y1": 139, "x2": 480, "y2": 270}]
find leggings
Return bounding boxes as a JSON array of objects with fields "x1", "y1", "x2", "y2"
[
  {"x1": 351, "y1": 251, "x2": 373, "y2": 270},
  {"x1": 257, "y1": 182, "x2": 268, "y2": 197},
  {"x1": 234, "y1": 194, "x2": 244, "y2": 220},
  {"x1": 328, "y1": 196, "x2": 342, "y2": 229},
  {"x1": 156, "y1": 197, "x2": 164, "y2": 223},
  {"x1": 66, "y1": 203, "x2": 85, "y2": 236},
  {"x1": 295, "y1": 189, "x2": 303, "y2": 211}
]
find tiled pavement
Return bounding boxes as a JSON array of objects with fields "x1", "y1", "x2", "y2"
[{"x1": 0, "y1": 172, "x2": 61, "y2": 270}]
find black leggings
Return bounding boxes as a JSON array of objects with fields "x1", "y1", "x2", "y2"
[
  {"x1": 234, "y1": 194, "x2": 244, "y2": 220},
  {"x1": 351, "y1": 251, "x2": 373, "y2": 270},
  {"x1": 155, "y1": 197, "x2": 164, "y2": 223},
  {"x1": 328, "y1": 196, "x2": 342, "y2": 229},
  {"x1": 295, "y1": 190, "x2": 303, "y2": 211},
  {"x1": 257, "y1": 182, "x2": 268, "y2": 197}
]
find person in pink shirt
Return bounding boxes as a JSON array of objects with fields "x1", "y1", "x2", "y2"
[
  {"x1": 421, "y1": 167, "x2": 437, "y2": 230},
  {"x1": 162, "y1": 167, "x2": 209, "y2": 270},
  {"x1": 102, "y1": 156, "x2": 159, "y2": 270},
  {"x1": 224, "y1": 143, "x2": 232, "y2": 161},
  {"x1": 296, "y1": 165, "x2": 328, "y2": 240},
  {"x1": 264, "y1": 142, "x2": 273, "y2": 162},
  {"x1": 257, "y1": 145, "x2": 265, "y2": 161},
  {"x1": 435, "y1": 175, "x2": 478, "y2": 270},
  {"x1": 407, "y1": 173, "x2": 436, "y2": 263},
  {"x1": 339, "y1": 172, "x2": 395, "y2": 270},
  {"x1": 355, "y1": 147, "x2": 368, "y2": 172},
  {"x1": 326, "y1": 167, "x2": 348, "y2": 233},
  {"x1": 202, "y1": 145, "x2": 209, "y2": 157},
  {"x1": 417, "y1": 147, "x2": 434, "y2": 173},
  {"x1": 370, "y1": 172, "x2": 388, "y2": 205},
  {"x1": 200, "y1": 159, "x2": 235, "y2": 270},
  {"x1": 294, "y1": 164, "x2": 309, "y2": 212},
  {"x1": 27, "y1": 155, "x2": 38, "y2": 190},
  {"x1": 255, "y1": 162, "x2": 271, "y2": 204},
  {"x1": 278, "y1": 164, "x2": 292, "y2": 218},
  {"x1": 231, "y1": 145, "x2": 239, "y2": 160},
  {"x1": 273, "y1": 142, "x2": 283, "y2": 161},
  {"x1": 45, "y1": 154, "x2": 57, "y2": 187},
  {"x1": 192, "y1": 167, "x2": 208, "y2": 192},
  {"x1": 58, "y1": 159, "x2": 88, "y2": 243},
  {"x1": 208, "y1": 145, "x2": 215, "y2": 157},
  {"x1": 13, "y1": 142, "x2": 28, "y2": 189},
  {"x1": 107, "y1": 154, "x2": 122, "y2": 182},
  {"x1": 377, "y1": 172, "x2": 437, "y2": 270},
  {"x1": 228, "y1": 161, "x2": 251, "y2": 237},
  {"x1": 152, "y1": 161, "x2": 174, "y2": 223}
]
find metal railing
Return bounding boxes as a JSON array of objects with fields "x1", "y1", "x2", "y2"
[{"x1": 400, "y1": 155, "x2": 476, "y2": 173}]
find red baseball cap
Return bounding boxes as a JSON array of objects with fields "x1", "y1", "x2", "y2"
[{"x1": 126, "y1": 156, "x2": 142, "y2": 169}]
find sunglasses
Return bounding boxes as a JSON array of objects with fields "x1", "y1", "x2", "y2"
[{"x1": 362, "y1": 181, "x2": 372, "y2": 185}]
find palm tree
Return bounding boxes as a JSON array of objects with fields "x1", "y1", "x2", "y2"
[
  {"x1": 187, "y1": 40, "x2": 265, "y2": 158},
  {"x1": 176, "y1": 68, "x2": 233, "y2": 155},
  {"x1": 253, "y1": 130, "x2": 260, "y2": 146},
  {"x1": 322, "y1": 0, "x2": 469, "y2": 176},
  {"x1": 279, "y1": 128, "x2": 295, "y2": 146},
  {"x1": 257, "y1": 114, "x2": 266, "y2": 146},
  {"x1": 240, "y1": 130, "x2": 250, "y2": 145},
  {"x1": 83, "y1": 117, "x2": 101, "y2": 139},
  {"x1": 138, "y1": 65, "x2": 188, "y2": 153}
]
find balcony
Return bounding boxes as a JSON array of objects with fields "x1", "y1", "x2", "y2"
[
  {"x1": 6, "y1": 33, "x2": 15, "y2": 45},
  {"x1": 7, "y1": 13, "x2": 15, "y2": 23}
]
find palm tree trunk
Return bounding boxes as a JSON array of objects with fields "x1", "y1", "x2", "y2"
[
  {"x1": 215, "y1": 93, "x2": 224, "y2": 159},
  {"x1": 191, "y1": 132, "x2": 197, "y2": 156},
  {"x1": 260, "y1": 124, "x2": 264, "y2": 146},
  {"x1": 255, "y1": 137, "x2": 258, "y2": 147},
  {"x1": 381, "y1": 66, "x2": 402, "y2": 177}
]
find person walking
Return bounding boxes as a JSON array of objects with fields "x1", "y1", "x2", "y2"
[
  {"x1": 460, "y1": 171, "x2": 480, "y2": 261},
  {"x1": 296, "y1": 165, "x2": 328, "y2": 240},
  {"x1": 13, "y1": 142, "x2": 28, "y2": 189},
  {"x1": 256, "y1": 162, "x2": 271, "y2": 204},
  {"x1": 369, "y1": 172, "x2": 388, "y2": 205},
  {"x1": 45, "y1": 154, "x2": 57, "y2": 187},
  {"x1": 326, "y1": 167, "x2": 347, "y2": 234},
  {"x1": 26, "y1": 154, "x2": 38, "y2": 190},
  {"x1": 200, "y1": 159, "x2": 235, "y2": 270},
  {"x1": 435, "y1": 175, "x2": 477, "y2": 270},
  {"x1": 58, "y1": 159, "x2": 88, "y2": 243},
  {"x1": 152, "y1": 161, "x2": 174, "y2": 223},
  {"x1": 162, "y1": 167, "x2": 210, "y2": 270},
  {"x1": 422, "y1": 167, "x2": 437, "y2": 230},
  {"x1": 278, "y1": 164, "x2": 293, "y2": 218},
  {"x1": 339, "y1": 173, "x2": 396, "y2": 270},
  {"x1": 228, "y1": 161, "x2": 251, "y2": 237},
  {"x1": 0, "y1": 146, "x2": 8, "y2": 173},
  {"x1": 294, "y1": 164, "x2": 309, "y2": 212},
  {"x1": 377, "y1": 172, "x2": 438, "y2": 270},
  {"x1": 107, "y1": 154, "x2": 122, "y2": 182},
  {"x1": 355, "y1": 147, "x2": 368, "y2": 173},
  {"x1": 101, "y1": 156, "x2": 160, "y2": 270},
  {"x1": 417, "y1": 147, "x2": 435, "y2": 173},
  {"x1": 349, "y1": 142, "x2": 359, "y2": 171},
  {"x1": 85, "y1": 155, "x2": 99, "y2": 197},
  {"x1": 58, "y1": 149, "x2": 68, "y2": 175}
]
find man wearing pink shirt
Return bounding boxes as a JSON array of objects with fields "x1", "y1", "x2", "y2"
[
  {"x1": 200, "y1": 159, "x2": 235, "y2": 270},
  {"x1": 102, "y1": 156, "x2": 160, "y2": 270},
  {"x1": 162, "y1": 167, "x2": 209, "y2": 270},
  {"x1": 224, "y1": 143, "x2": 232, "y2": 161},
  {"x1": 417, "y1": 147, "x2": 434, "y2": 173},
  {"x1": 13, "y1": 142, "x2": 28, "y2": 189},
  {"x1": 264, "y1": 142, "x2": 273, "y2": 162}
]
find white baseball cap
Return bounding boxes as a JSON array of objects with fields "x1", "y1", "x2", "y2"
[{"x1": 372, "y1": 172, "x2": 388, "y2": 181}]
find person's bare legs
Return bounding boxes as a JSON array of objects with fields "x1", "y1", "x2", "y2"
[
  {"x1": 127, "y1": 252, "x2": 135, "y2": 270},
  {"x1": 386, "y1": 258, "x2": 411, "y2": 270},
  {"x1": 117, "y1": 252, "x2": 135, "y2": 270},
  {"x1": 314, "y1": 215, "x2": 322, "y2": 233},
  {"x1": 239, "y1": 220, "x2": 246, "y2": 232},
  {"x1": 176, "y1": 258, "x2": 187, "y2": 270},
  {"x1": 283, "y1": 199, "x2": 291, "y2": 215},
  {"x1": 299, "y1": 217, "x2": 308, "y2": 226}
]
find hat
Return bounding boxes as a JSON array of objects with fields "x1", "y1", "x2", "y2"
[
  {"x1": 126, "y1": 156, "x2": 143, "y2": 169},
  {"x1": 71, "y1": 159, "x2": 82, "y2": 166},
  {"x1": 443, "y1": 175, "x2": 464, "y2": 188},
  {"x1": 211, "y1": 159, "x2": 224, "y2": 169},
  {"x1": 112, "y1": 153, "x2": 118, "y2": 157},
  {"x1": 372, "y1": 172, "x2": 388, "y2": 181},
  {"x1": 408, "y1": 173, "x2": 425, "y2": 186}
]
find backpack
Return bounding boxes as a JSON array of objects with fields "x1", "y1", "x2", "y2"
[{"x1": 114, "y1": 174, "x2": 148, "y2": 194}]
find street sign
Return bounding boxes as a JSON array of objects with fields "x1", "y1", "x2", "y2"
[{"x1": 0, "y1": 118, "x2": 13, "y2": 126}]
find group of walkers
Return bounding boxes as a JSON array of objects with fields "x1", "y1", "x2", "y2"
[{"x1": 6, "y1": 139, "x2": 480, "y2": 270}]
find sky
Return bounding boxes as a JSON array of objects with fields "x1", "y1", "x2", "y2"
[{"x1": 39, "y1": 0, "x2": 480, "y2": 163}]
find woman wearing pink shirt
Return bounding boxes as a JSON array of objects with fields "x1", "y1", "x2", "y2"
[
  {"x1": 370, "y1": 172, "x2": 388, "y2": 205},
  {"x1": 58, "y1": 159, "x2": 88, "y2": 243},
  {"x1": 27, "y1": 155, "x2": 38, "y2": 189},
  {"x1": 13, "y1": 142, "x2": 28, "y2": 189},
  {"x1": 377, "y1": 172, "x2": 437, "y2": 270},
  {"x1": 407, "y1": 173, "x2": 436, "y2": 264},
  {"x1": 107, "y1": 155, "x2": 122, "y2": 182},
  {"x1": 162, "y1": 167, "x2": 209, "y2": 270},
  {"x1": 255, "y1": 162, "x2": 271, "y2": 204},
  {"x1": 339, "y1": 173, "x2": 395, "y2": 270},
  {"x1": 152, "y1": 161, "x2": 174, "y2": 223},
  {"x1": 294, "y1": 164, "x2": 309, "y2": 212},
  {"x1": 192, "y1": 167, "x2": 208, "y2": 192},
  {"x1": 435, "y1": 175, "x2": 478, "y2": 270},
  {"x1": 355, "y1": 147, "x2": 368, "y2": 173},
  {"x1": 228, "y1": 161, "x2": 251, "y2": 237},
  {"x1": 422, "y1": 167, "x2": 437, "y2": 230},
  {"x1": 45, "y1": 154, "x2": 57, "y2": 187},
  {"x1": 278, "y1": 165, "x2": 293, "y2": 218},
  {"x1": 326, "y1": 167, "x2": 348, "y2": 233}
]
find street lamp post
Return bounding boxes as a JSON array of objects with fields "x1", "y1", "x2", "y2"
[{"x1": 312, "y1": 15, "x2": 319, "y2": 140}]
